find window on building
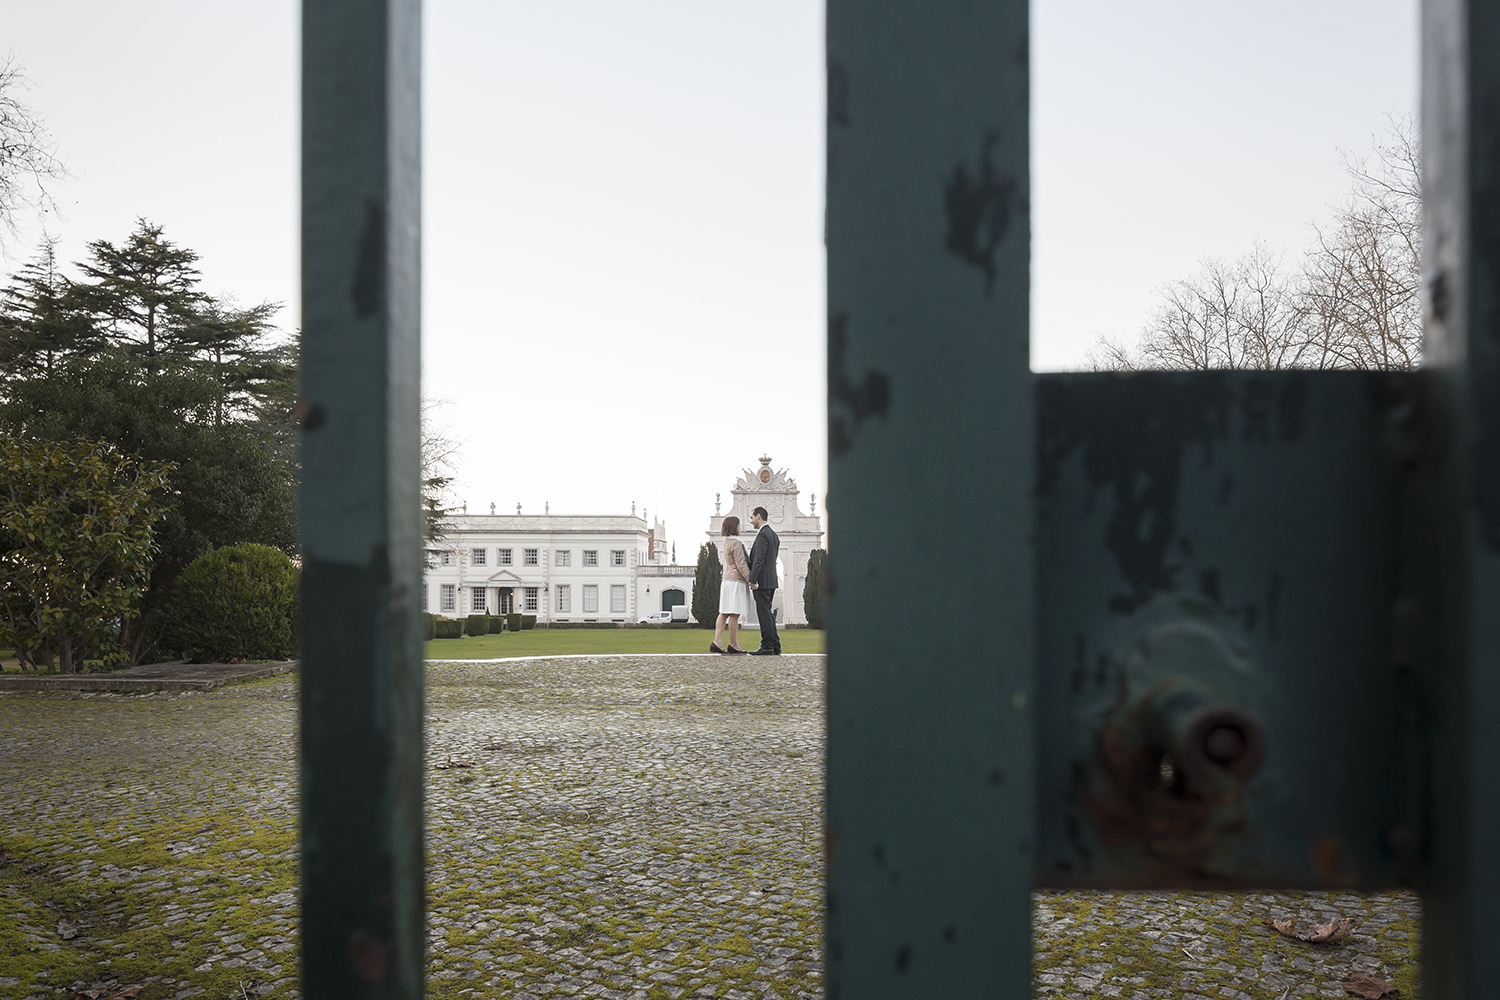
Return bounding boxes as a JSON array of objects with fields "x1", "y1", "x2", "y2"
[
  {"x1": 555, "y1": 550, "x2": 570, "y2": 567},
  {"x1": 524, "y1": 549, "x2": 538, "y2": 566},
  {"x1": 583, "y1": 585, "x2": 598, "y2": 613},
  {"x1": 610, "y1": 584, "x2": 626, "y2": 613},
  {"x1": 439, "y1": 551, "x2": 453, "y2": 567},
  {"x1": 556, "y1": 585, "x2": 571, "y2": 612},
  {"x1": 498, "y1": 548, "x2": 513, "y2": 565},
  {"x1": 420, "y1": 585, "x2": 427, "y2": 611},
  {"x1": 524, "y1": 587, "x2": 539, "y2": 612},
  {"x1": 440, "y1": 584, "x2": 455, "y2": 612},
  {"x1": 611, "y1": 550, "x2": 625, "y2": 567},
  {"x1": 471, "y1": 587, "x2": 487, "y2": 614},
  {"x1": 471, "y1": 548, "x2": 486, "y2": 566},
  {"x1": 583, "y1": 550, "x2": 598, "y2": 566}
]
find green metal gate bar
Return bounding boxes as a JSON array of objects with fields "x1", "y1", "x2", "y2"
[
  {"x1": 300, "y1": 1, "x2": 424, "y2": 997},
  {"x1": 296, "y1": 0, "x2": 1500, "y2": 996},
  {"x1": 824, "y1": 2, "x2": 1034, "y2": 995},
  {"x1": 1416, "y1": 0, "x2": 1500, "y2": 994}
]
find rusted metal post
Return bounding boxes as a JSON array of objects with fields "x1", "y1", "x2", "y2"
[
  {"x1": 299, "y1": 1, "x2": 424, "y2": 997},
  {"x1": 1418, "y1": 0, "x2": 1500, "y2": 994},
  {"x1": 825, "y1": 1, "x2": 1034, "y2": 994}
]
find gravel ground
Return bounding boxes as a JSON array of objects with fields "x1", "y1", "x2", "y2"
[{"x1": 0, "y1": 656, "x2": 1420, "y2": 999}]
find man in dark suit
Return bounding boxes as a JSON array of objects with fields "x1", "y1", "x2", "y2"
[{"x1": 747, "y1": 505, "x2": 781, "y2": 655}]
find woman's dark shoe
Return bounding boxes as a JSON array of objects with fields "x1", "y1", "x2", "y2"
[
  {"x1": 726, "y1": 646, "x2": 748, "y2": 655},
  {"x1": 709, "y1": 642, "x2": 725, "y2": 653}
]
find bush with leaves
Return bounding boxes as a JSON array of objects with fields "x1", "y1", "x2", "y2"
[
  {"x1": 0, "y1": 436, "x2": 172, "y2": 673},
  {"x1": 165, "y1": 543, "x2": 298, "y2": 662}
]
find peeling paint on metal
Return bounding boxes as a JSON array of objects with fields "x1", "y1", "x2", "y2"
[
  {"x1": 351, "y1": 196, "x2": 384, "y2": 319},
  {"x1": 827, "y1": 311, "x2": 892, "y2": 457},
  {"x1": 941, "y1": 130, "x2": 1018, "y2": 295}
]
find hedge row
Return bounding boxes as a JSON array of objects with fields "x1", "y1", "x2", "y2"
[{"x1": 423, "y1": 613, "x2": 536, "y2": 638}]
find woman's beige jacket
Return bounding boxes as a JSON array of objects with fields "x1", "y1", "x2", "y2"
[{"x1": 723, "y1": 537, "x2": 751, "y2": 584}]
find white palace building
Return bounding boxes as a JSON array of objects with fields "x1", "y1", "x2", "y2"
[{"x1": 422, "y1": 456, "x2": 825, "y2": 626}]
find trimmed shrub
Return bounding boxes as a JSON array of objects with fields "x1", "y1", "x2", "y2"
[
  {"x1": 487, "y1": 616, "x2": 506, "y2": 634},
  {"x1": 465, "y1": 614, "x2": 490, "y2": 637},
  {"x1": 506, "y1": 612, "x2": 522, "y2": 632},
  {"x1": 433, "y1": 618, "x2": 464, "y2": 639},
  {"x1": 165, "y1": 543, "x2": 298, "y2": 663},
  {"x1": 521, "y1": 614, "x2": 537, "y2": 630},
  {"x1": 424, "y1": 613, "x2": 438, "y2": 641}
]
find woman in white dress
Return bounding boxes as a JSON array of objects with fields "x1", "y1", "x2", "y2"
[{"x1": 710, "y1": 515, "x2": 753, "y2": 654}]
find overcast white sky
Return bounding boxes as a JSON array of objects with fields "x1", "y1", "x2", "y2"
[{"x1": 4, "y1": 1, "x2": 1417, "y2": 557}]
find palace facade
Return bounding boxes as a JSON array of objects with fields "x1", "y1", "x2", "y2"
[{"x1": 422, "y1": 456, "x2": 824, "y2": 626}]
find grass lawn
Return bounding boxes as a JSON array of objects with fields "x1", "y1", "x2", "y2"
[{"x1": 423, "y1": 627, "x2": 824, "y2": 659}]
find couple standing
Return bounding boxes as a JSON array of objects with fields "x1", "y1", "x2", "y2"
[{"x1": 710, "y1": 506, "x2": 781, "y2": 656}]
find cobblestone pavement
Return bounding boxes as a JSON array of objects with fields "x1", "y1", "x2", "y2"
[{"x1": 0, "y1": 656, "x2": 1420, "y2": 999}]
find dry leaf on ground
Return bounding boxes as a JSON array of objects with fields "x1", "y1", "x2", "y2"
[
  {"x1": 1269, "y1": 915, "x2": 1351, "y2": 944},
  {"x1": 1343, "y1": 971, "x2": 1397, "y2": 998}
]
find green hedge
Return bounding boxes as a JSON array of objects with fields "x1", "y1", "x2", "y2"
[
  {"x1": 521, "y1": 614, "x2": 537, "y2": 630},
  {"x1": 433, "y1": 618, "x2": 464, "y2": 639},
  {"x1": 464, "y1": 614, "x2": 490, "y2": 637},
  {"x1": 506, "y1": 612, "x2": 522, "y2": 632},
  {"x1": 487, "y1": 616, "x2": 506, "y2": 634},
  {"x1": 424, "y1": 613, "x2": 439, "y2": 641},
  {"x1": 165, "y1": 543, "x2": 298, "y2": 663}
]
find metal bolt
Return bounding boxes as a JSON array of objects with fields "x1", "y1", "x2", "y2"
[{"x1": 1203, "y1": 724, "x2": 1247, "y2": 767}]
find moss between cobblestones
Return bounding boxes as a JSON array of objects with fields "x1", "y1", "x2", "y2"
[
  {"x1": 1033, "y1": 889, "x2": 1422, "y2": 998},
  {"x1": 1, "y1": 811, "x2": 298, "y2": 999},
  {"x1": 4, "y1": 664, "x2": 1429, "y2": 1000}
]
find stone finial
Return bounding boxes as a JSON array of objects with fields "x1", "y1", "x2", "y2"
[
  {"x1": 516, "y1": 502, "x2": 521, "y2": 515},
  {"x1": 545, "y1": 501, "x2": 550, "y2": 514},
  {"x1": 632, "y1": 500, "x2": 637, "y2": 515},
  {"x1": 811, "y1": 493, "x2": 817, "y2": 514},
  {"x1": 489, "y1": 502, "x2": 495, "y2": 515},
  {"x1": 715, "y1": 492, "x2": 721, "y2": 514}
]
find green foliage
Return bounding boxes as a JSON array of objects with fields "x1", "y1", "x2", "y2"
[
  {"x1": 0, "y1": 352, "x2": 296, "y2": 662},
  {"x1": 691, "y1": 541, "x2": 722, "y2": 628},
  {"x1": 424, "y1": 613, "x2": 438, "y2": 641},
  {"x1": 0, "y1": 219, "x2": 298, "y2": 663},
  {"x1": 802, "y1": 548, "x2": 828, "y2": 629},
  {"x1": 506, "y1": 612, "x2": 522, "y2": 633},
  {"x1": 433, "y1": 618, "x2": 464, "y2": 639},
  {"x1": 0, "y1": 240, "x2": 100, "y2": 374},
  {"x1": 487, "y1": 615, "x2": 506, "y2": 634},
  {"x1": 0, "y1": 436, "x2": 171, "y2": 673},
  {"x1": 521, "y1": 614, "x2": 537, "y2": 630},
  {"x1": 72, "y1": 218, "x2": 205, "y2": 362},
  {"x1": 464, "y1": 614, "x2": 490, "y2": 637},
  {"x1": 164, "y1": 544, "x2": 298, "y2": 663}
]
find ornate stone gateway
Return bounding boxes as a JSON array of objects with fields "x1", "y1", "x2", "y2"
[{"x1": 706, "y1": 456, "x2": 825, "y2": 626}]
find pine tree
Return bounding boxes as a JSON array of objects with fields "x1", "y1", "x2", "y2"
[
  {"x1": 691, "y1": 541, "x2": 722, "y2": 628},
  {"x1": 803, "y1": 548, "x2": 828, "y2": 629},
  {"x1": 73, "y1": 218, "x2": 204, "y2": 362},
  {"x1": 0, "y1": 240, "x2": 97, "y2": 375}
]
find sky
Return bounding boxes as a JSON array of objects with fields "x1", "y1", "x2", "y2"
[{"x1": 3, "y1": 0, "x2": 1417, "y2": 558}]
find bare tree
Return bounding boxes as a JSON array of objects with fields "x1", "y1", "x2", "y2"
[
  {"x1": 1083, "y1": 334, "x2": 1137, "y2": 372},
  {"x1": 1299, "y1": 116, "x2": 1422, "y2": 370},
  {"x1": 421, "y1": 397, "x2": 461, "y2": 549},
  {"x1": 1134, "y1": 244, "x2": 1314, "y2": 371},
  {"x1": 1089, "y1": 118, "x2": 1421, "y2": 373},
  {"x1": 0, "y1": 56, "x2": 65, "y2": 253}
]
